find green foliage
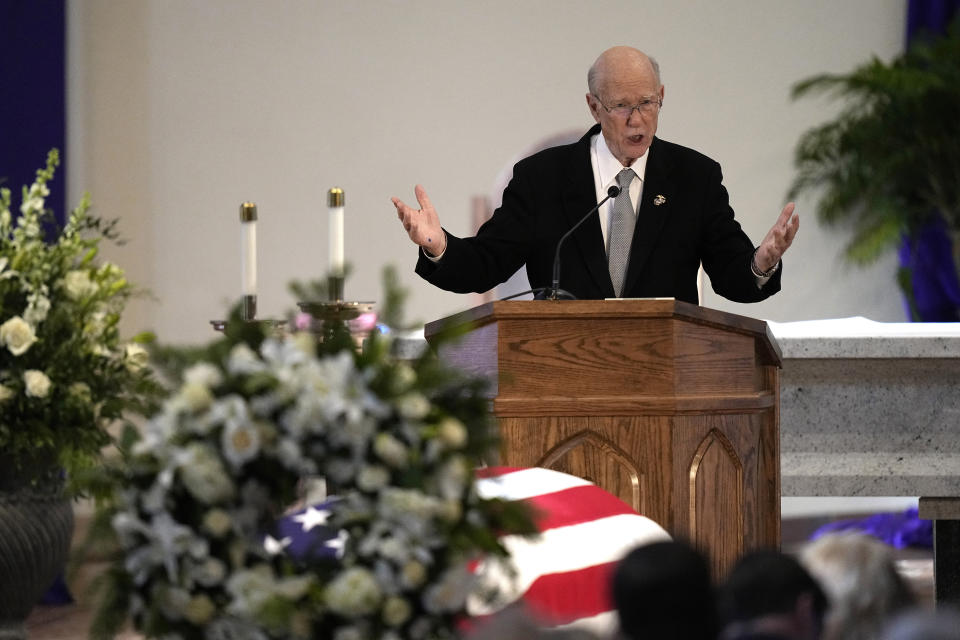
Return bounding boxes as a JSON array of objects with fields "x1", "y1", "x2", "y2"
[
  {"x1": 286, "y1": 263, "x2": 352, "y2": 303},
  {"x1": 789, "y1": 18, "x2": 960, "y2": 264},
  {"x1": 0, "y1": 150, "x2": 162, "y2": 490},
  {"x1": 378, "y1": 264, "x2": 416, "y2": 331}
]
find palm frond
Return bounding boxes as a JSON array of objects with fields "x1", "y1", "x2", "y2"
[{"x1": 789, "y1": 17, "x2": 960, "y2": 264}]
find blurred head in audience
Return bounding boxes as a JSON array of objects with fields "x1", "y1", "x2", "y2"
[
  {"x1": 882, "y1": 607, "x2": 960, "y2": 640},
  {"x1": 801, "y1": 532, "x2": 915, "y2": 640},
  {"x1": 718, "y1": 548, "x2": 828, "y2": 640},
  {"x1": 611, "y1": 539, "x2": 718, "y2": 640}
]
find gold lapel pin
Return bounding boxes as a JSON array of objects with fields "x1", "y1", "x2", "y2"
[{"x1": 653, "y1": 194, "x2": 666, "y2": 206}]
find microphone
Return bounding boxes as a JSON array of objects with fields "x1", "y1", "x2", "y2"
[{"x1": 546, "y1": 184, "x2": 622, "y2": 300}]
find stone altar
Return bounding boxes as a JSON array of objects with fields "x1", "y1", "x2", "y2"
[{"x1": 772, "y1": 317, "x2": 960, "y2": 498}]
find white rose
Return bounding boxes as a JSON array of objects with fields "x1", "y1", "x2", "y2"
[
  {"x1": 357, "y1": 465, "x2": 390, "y2": 492},
  {"x1": 290, "y1": 331, "x2": 316, "y2": 357},
  {"x1": 436, "y1": 455, "x2": 469, "y2": 500},
  {"x1": 324, "y1": 567, "x2": 383, "y2": 617},
  {"x1": 227, "y1": 342, "x2": 264, "y2": 375},
  {"x1": 380, "y1": 488, "x2": 440, "y2": 520},
  {"x1": 201, "y1": 509, "x2": 234, "y2": 538},
  {"x1": 397, "y1": 393, "x2": 430, "y2": 419},
  {"x1": 183, "y1": 594, "x2": 216, "y2": 625},
  {"x1": 382, "y1": 596, "x2": 412, "y2": 627},
  {"x1": 437, "y1": 418, "x2": 468, "y2": 450},
  {"x1": 0, "y1": 316, "x2": 38, "y2": 356},
  {"x1": 63, "y1": 270, "x2": 97, "y2": 300},
  {"x1": 274, "y1": 574, "x2": 314, "y2": 600},
  {"x1": 184, "y1": 362, "x2": 222, "y2": 388},
  {"x1": 178, "y1": 382, "x2": 213, "y2": 413},
  {"x1": 378, "y1": 537, "x2": 408, "y2": 563},
  {"x1": 401, "y1": 561, "x2": 427, "y2": 589},
  {"x1": 0, "y1": 384, "x2": 14, "y2": 403},
  {"x1": 23, "y1": 369, "x2": 51, "y2": 398},
  {"x1": 124, "y1": 343, "x2": 150, "y2": 372},
  {"x1": 391, "y1": 363, "x2": 416, "y2": 393},
  {"x1": 180, "y1": 444, "x2": 235, "y2": 504},
  {"x1": 69, "y1": 382, "x2": 92, "y2": 407},
  {"x1": 373, "y1": 433, "x2": 408, "y2": 468},
  {"x1": 69, "y1": 381, "x2": 91, "y2": 398},
  {"x1": 159, "y1": 586, "x2": 191, "y2": 620},
  {"x1": 190, "y1": 557, "x2": 227, "y2": 587}
]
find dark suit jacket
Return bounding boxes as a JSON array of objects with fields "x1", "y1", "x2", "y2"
[{"x1": 416, "y1": 124, "x2": 781, "y2": 304}]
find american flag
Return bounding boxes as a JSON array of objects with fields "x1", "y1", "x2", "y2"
[
  {"x1": 467, "y1": 467, "x2": 671, "y2": 634},
  {"x1": 265, "y1": 496, "x2": 344, "y2": 561},
  {"x1": 270, "y1": 467, "x2": 670, "y2": 635}
]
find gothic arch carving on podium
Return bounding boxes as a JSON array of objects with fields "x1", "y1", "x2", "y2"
[
  {"x1": 536, "y1": 429, "x2": 645, "y2": 513},
  {"x1": 688, "y1": 428, "x2": 744, "y2": 561}
]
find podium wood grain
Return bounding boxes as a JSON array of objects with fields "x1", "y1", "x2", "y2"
[{"x1": 426, "y1": 299, "x2": 781, "y2": 576}]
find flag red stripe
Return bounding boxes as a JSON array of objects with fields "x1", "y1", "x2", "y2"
[
  {"x1": 522, "y1": 562, "x2": 616, "y2": 624},
  {"x1": 524, "y1": 485, "x2": 638, "y2": 531}
]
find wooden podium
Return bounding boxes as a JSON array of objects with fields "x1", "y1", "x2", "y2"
[{"x1": 425, "y1": 299, "x2": 782, "y2": 576}]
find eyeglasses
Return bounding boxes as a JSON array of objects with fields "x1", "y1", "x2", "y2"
[{"x1": 593, "y1": 94, "x2": 662, "y2": 118}]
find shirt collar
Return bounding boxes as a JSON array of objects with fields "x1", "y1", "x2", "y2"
[{"x1": 592, "y1": 132, "x2": 650, "y2": 191}]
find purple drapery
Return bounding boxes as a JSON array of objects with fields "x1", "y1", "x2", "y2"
[
  {"x1": 0, "y1": 0, "x2": 66, "y2": 227},
  {"x1": 898, "y1": 0, "x2": 960, "y2": 321},
  {"x1": 811, "y1": 508, "x2": 933, "y2": 549}
]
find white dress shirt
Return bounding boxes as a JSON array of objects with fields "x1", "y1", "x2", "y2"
[{"x1": 590, "y1": 132, "x2": 648, "y2": 255}]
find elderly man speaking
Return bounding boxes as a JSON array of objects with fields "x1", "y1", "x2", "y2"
[{"x1": 392, "y1": 46, "x2": 798, "y2": 303}]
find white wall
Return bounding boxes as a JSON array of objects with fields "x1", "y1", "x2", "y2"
[{"x1": 67, "y1": 0, "x2": 908, "y2": 345}]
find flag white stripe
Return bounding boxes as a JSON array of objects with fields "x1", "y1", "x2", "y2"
[
  {"x1": 553, "y1": 610, "x2": 619, "y2": 636},
  {"x1": 468, "y1": 513, "x2": 671, "y2": 615},
  {"x1": 475, "y1": 468, "x2": 591, "y2": 501}
]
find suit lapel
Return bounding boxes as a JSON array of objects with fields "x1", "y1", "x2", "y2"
[
  {"x1": 623, "y1": 137, "x2": 672, "y2": 295},
  {"x1": 564, "y1": 125, "x2": 615, "y2": 298}
]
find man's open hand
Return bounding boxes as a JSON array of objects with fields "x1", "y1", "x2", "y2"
[
  {"x1": 391, "y1": 185, "x2": 447, "y2": 256},
  {"x1": 755, "y1": 202, "x2": 799, "y2": 272}
]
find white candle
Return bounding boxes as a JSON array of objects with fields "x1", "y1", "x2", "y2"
[
  {"x1": 328, "y1": 187, "x2": 344, "y2": 275},
  {"x1": 240, "y1": 202, "x2": 257, "y2": 296}
]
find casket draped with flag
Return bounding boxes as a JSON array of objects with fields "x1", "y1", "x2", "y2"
[
  {"x1": 276, "y1": 467, "x2": 669, "y2": 635},
  {"x1": 467, "y1": 467, "x2": 671, "y2": 633}
]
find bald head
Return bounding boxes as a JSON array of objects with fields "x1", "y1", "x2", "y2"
[
  {"x1": 588, "y1": 47, "x2": 661, "y2": 97},
  {"x1": 585, "y1": 46, "x2": 664, "y2": 166}
]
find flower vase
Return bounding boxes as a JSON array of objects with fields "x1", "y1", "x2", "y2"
[{"x1": 0, "y1": 457, "x2": 74, "y2": 640}]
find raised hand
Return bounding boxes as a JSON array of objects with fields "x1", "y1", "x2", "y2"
[
  {"x1": 755, "y1": 202, "x2": 799, "y2": 272},
  {"x1": 391, "y1": 185, "x2": 447, "y2": 257}
]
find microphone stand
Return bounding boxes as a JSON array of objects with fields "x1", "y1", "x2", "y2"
[{"x1": 546, "y1": 185, "x2": 622, "y2": 300}]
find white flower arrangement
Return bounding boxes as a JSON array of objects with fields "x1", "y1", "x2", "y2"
[
  {"x1": 0, "y1": 150, "x2": 157, "y2": 482},
  {"x1": 90, "y1": 319, "x2": 534, "y2": 639}
]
